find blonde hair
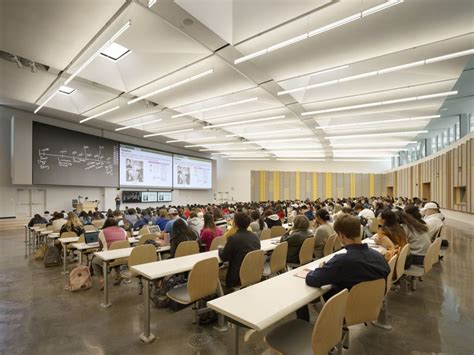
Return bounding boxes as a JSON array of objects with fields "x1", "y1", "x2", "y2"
[{"x1": 66, "y1": 212, "x2": 82, "y2": 229}]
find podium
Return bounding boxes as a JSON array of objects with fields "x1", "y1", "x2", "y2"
[{"x1": 75, "y1": 201, "x2": 98, "y2": 212}]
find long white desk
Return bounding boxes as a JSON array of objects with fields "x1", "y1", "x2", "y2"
[
  {"x1": 93, "y1": 244, "x2": 171, "y2": 309},
  {"x1": 130, "y1": 237, "x2": 283, "y2": 343}
]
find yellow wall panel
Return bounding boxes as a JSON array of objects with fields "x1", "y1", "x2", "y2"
[
  {"x1": 295, "y1": 172, "x2": 301, "y2": 199},
  {"x1": 273, "y1": 171, "x2": 279, "y2": 200}
]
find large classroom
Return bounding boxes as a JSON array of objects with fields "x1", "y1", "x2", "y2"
[{"x1": 1, "y1": 0, "x2": 473, "y2": 354}]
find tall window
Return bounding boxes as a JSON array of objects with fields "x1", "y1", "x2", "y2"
[
  {"x1": 432, "y1": 136, "x2": 437, "y2": 153},
  {"x1": 455, "y1": 122, "x2": 460, "y2": 140},
  {"x1": 449, "y1": 126, "x2": 455, "y2": 144}
]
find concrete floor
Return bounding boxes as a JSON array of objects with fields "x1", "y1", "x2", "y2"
[{"x1": 1, "y1": 220, "x2": 473, "y2": 355}]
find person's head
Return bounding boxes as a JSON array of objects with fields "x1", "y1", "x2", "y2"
[
  {"x1": 397, "y1": 210, "x2": 428, "y2": 234},
  {"x1": 102, "y1": 217, "x2": 118, "y2": 229},
  {"x1": 189, "y1": 211, "x2": 197, "y2": 219},
  {"x1": 168, "y1": 208, "x2": 179, "y2": 219},
  {"x1": 333, "y1": 215, "x2": 361, "y2": 245},
  {"x1": 203, "y1": 212, "x2": 216, "y2": 230},
  {"x1": 404, "y1": 205, "x2": 423, "y2": 221},
  {"x1": 213, "y1": 208, "x2": 224, "y2": 220},
  {"x1": 44, "y1": 211, "x2": 50, "y2": 215},
  {"x1": 172, "y1": 218, "x2": 191, "y2": 238},
  {"x1": 112, "y1": 210, "x2": 123, "y2": 219},
  {"x1": 159, "y1": 208, "x2": 169, "y2": 218},
  {"x1": 250, "y1": 210, "x2": 260, "y2": 221},
  {"x1": 380, "y1": 209, "x2": 398, "y2": 227},
  {"x1": 354, "y1": 203, "x2": 364, "y2": 212},
  {"x1": 66, "y1": 212, "x2": 81, "y2": 226},
  {"x1": 34, "y1": 213, "x2": 41, "y2": 219},
  {"x1": 315, "y1": 209, "x2": 330, "y2": 225},
  {"x1": 421, "y1": 202, "x2": 439, "y2": 217},
  {"x1": 292, "y1": 215, "x2": 310, "y2": 232},
  {"x1": 234, "y1": 212, "x2": 251, "y2": 231},
  {"x1": 341, "y1": 207, "x2": 353, "y2": 215}
]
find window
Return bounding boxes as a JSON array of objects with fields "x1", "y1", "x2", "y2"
[
  {"x1": 449, "y1": 127, "x2": 455, "y2": 144},
  {"x1": 431, "y1": 137, "x2": 437, "y2": 153},
  {"x1": 470, "y1": 114, "x2": 474, "y2": 133},
  {"x1": 454, "y1": 186, "x2": 467, "y2": 205},
  {"x1": 100, "y1": 42, "x2": 131, "y2": 62},
  {"x1": 437, "y1": 134, "x2": 442, "y2": 151},
  {"x1": 455, "y1": 122, "x2": 461, "y2": 140}
]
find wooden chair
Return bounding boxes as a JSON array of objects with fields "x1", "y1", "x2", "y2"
[
  {"x1": 323, "y1": 234, "x2": 337, "y2": 256},
  {"x1": 369, "y1": 217, "x2": 379, "y2": 234},
  {"x1": 175, "y1": 241, "x2": 200, "y2": 258},
  {"x1": 121, "y1": 244, "x2": 157, "y2": 294},
  {"x1": 138, "y1": 225, "x2": 150, "y2": 236},
  {"x1": 288, "y1": 237, "x2": 316, "y2": 269},
  {"x1": 61, "y1": 231, "x2": 78, "y2": 237},
  {"x1": 333, "y1": 234, "x2": 343, "y2": 251},
  {"x1": 260, "y1": 228, "x2": 272, "y2": 241},
  {"x1": 108, "y1": 240, "x2": 130, "y2": 268},
  {"x1": 342, "y1": 279, "x2": 386, "y2": 349},
  {"x1": 372, "y1": 255, "x2": 398, "y2": 330},
  {"x1": 263, "y1": 242, "x2": 288, "y2": 278},
  {"x1": 287, "y1": 215, "x2": 295, "y2": 224},
  {"x1": 393, "y1": 243, "x2": 410, "y2": 283},
  {"x1": 271, "y1": 225, "x2": 287, "y2": 238},
  {"x1": 137, "y1": 233, "x2": 156, "y2": 246},
  {"x1": 210, "y1": 236, "x2": 226, "y2": 251},
  {"x1": 92, "y1": 219, "x2": 105, "y2": 229},
  {"x1": 403, "y1": 238, "x2": 441, "y2": 291},
  {"x1": 237, "y1": 250, "x2": 265, "y2": 289},
  {"x1": 264, "y1": 289, "x2": 349, "y2": 355}
]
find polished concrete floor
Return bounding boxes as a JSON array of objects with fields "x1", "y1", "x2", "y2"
[{"x1": 1, "y1": 220, "x2": 473, "y2": 355}]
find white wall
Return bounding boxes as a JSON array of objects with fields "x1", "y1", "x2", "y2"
[{"x1": 214, "y1": 158, "x2": 391, "y2": 203}]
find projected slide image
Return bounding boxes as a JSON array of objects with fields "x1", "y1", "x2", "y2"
[
  {"x1": 173, "y1": 155, "x2": 212, "y2": 189},
  {"x1": 125, "y1": 159, "x2": 144, "y2": 183}
]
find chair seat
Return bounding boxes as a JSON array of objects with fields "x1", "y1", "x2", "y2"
[
  {"x1": 287, "y1": 262, "x2": 300, "y2": 269},
  {"x1": 167, "y1": 284, "x2": 192, "y2": 304},
  {"x1": 120, "y1": 269, "x2": 133, "y2": 279},
  {"x1": 404, "y1": 265, "x2": 424, "y2": 277},
  {"x1": 265, "y1": 319, "x2": 314, "y2": 355}
]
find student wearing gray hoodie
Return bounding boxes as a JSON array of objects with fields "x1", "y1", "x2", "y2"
[{"x1": 187, "y1": 210, "x2": 204, "y2": 239}]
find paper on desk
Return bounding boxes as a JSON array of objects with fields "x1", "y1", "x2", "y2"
[{"x1": 294, "y1": 268, "x2": 311, "y2": 279}]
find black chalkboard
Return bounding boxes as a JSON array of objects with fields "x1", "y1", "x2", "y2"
[{"x1": 32, "y1": 122, "x2": 119, "y2": 187}]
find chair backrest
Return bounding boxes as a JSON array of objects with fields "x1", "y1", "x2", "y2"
[
  {"x1": 108, "y1": 239, "x2": 131, "y2": 267},
  {"x1": 299, "y1": 237, "x2": 316, "y2": 265},
  {"x1": 393, "y1": 244, "x2": 410, "y2": 282},
  {"x1": 210, "y1": 235, "x2": 226, "y2": 251},
  {"x1": 312, "y1": 289, "x2": 349, "y2": 355},
  {"x1": 424, "y1": 237, "x2": 442, "y2": 273},
  {"x1": 46, "y1": 225, "x2": 54, "y2": 231},
  {"x1": 287, "y1": 215, "x2": 294, "y2": 224},
  {"x1": 260, "y1": 228, "x2": 272, "y2": 241},
  {"x1": 188, "y1": 257, "x2": 219, "y2": 302},
  {"x1": 84, "y1": 225, "x2": 96, "y2": 232},
  {"x1": 175, "y1": 240, "x2": 200, "y2": 258},
  {"x1": 138, "y1": 226, "x2": 150, "y2": 236},
  {"x1": 271, "y1": 226, "x2": 286, "y2": 238},
  {"x1": 128, "y1": 244, "x2": 157, "y2": 277},
  {"x1": 386, "y1": 255, "x2": 398, "y2": 295},
  {"x1": 77, "y1": 234, "x2": 85, "y2": 244},
  {"x1": 369, "y1": 217, "x2": 379, "y2": 234},
  {"x1": 333, "y1": 234, "x2": 343, "y2": 251},
  {"x1": 92, "y1": 220, "x2": 105, "y2": 229},
  {"x1": 137, "y1": 233, "x2": 156, "y2": 246},
  {"x1": 323, "y1": 234, "x2": 336, "y2": 256},
  {"x1": 345, "y1": 279, "x2": 386, "y2": 326},
  {"x1": 240, "y1": 250, "x2": 265, "y2": 288},
  {"x1": 61, "y1": 231, "x2": 78, "y2": 238},
  {"x1": 34, "y1": 223, "x2": 47, "y2": 229},
  {"x1": 269, "y1": 241, "x2": 288, "y2": 274}
]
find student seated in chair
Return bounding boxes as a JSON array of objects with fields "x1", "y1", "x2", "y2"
[
  {"x1": 297, "y1": 214, "x2": 390, "y2": 321},
  {"x1": 280, "y1": 215, "x2": 313, "y2": 264},
  {"x1": 170, "y1": 219, "x2": 197, "y2": 258},
  {"x1": 60, "y1": 212, "x2": 85, "y2": 236},
  {"x1": 218, "y1": 212, "x2": 260, "y2": 288}
]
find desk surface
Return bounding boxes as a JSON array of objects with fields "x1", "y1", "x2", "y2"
[{"x1": 94, "y1": 245, "x2": 170, "y2": 261}]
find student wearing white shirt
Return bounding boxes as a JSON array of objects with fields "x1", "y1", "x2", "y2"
[{"x1": 421, "y1": 202, "x2": 444, "y2": 241}]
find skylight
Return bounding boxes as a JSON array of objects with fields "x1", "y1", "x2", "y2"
[
  {"x1": 100, "y1": 42, "x2": 131, "y2": 62},
  {"x1": 58, "y1": 85, "x2": 76, "y2": 95}
]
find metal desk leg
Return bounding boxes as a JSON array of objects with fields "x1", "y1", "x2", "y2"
[
  {"x1": 372, "y1": 297, "x2": 392, "y2": 330},
  {"x1": 24, "y1": 227, "x2": 28, "y2": 257},
  {"x1": 78, "y1": 251, "x2": 83, "y2": 265},
  {"x1": 101, "y1": 260, "x2": 111, "y2": 308},
  {"x1": 62, "y1": 243, "x2": 69, "y2": 275},
  {"x1": 214, "y1": 279, "x2": 228, "y2": 332},
  {"x1": 231, "y1": 323, "x2": 240, "y2": 355},
  {"x1": 139, "y1": 279, "x2": 156, "y2": 343}
]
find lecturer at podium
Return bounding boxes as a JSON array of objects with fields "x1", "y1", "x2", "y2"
[{"x1": 115, "y1": 194, "x2": 121, "y2": 211}]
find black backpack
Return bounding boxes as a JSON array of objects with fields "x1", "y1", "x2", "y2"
[{"x1": 44, "y1": 246, "x2": 62, "y2": 267}]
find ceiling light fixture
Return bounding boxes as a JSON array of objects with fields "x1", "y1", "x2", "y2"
[
  {"x1": 64, "y1": 20, "x2": 131, "y2": 85},
  {"x1": 276, "y1": 158, "x2": 326, "y2": 161},
  {"x1": 243, "y1": 137, "x2": 314, "y2": 144},
  {"x1": 184, "y1": 142, "x2": 236, "y2": 148},
  {"x1": 100, "y1": 42, "x2": 131, "y2": 62},
  {"x1": 228, "y1": 158, "x2": 270, "y2": 161},
  {"x1": 115, "y1": 118, "x2": 163, "y2": 131},
  {"x1": 234, "y1": 1, "x2": 403, "y2": 64},
  {"x1": 172, "y1": 97, "x2": 258, "y2": 118},
  {"x1": 303, "y1": 91, "x2": 457, "y2": 116},
  {"x1": 325, "y1": 130, "x2": 428, "y2": 140},
  {"x1": 144, "y1": 128, "x2": 194, "y2": 138},
  {"x1": 166, "y1": 136, "x2": 217, "y2": 143},
  {"x1": 128, "y1": 69, "x2": 214, "y2": 105},
  {"x1": 225, "y1": 128, "x2": 301, "y2": 138},
  {"x1": 330, "y1": 141, "x2": 416, "y2": 147},
  {"x1": 34, "y1": 91, "x2": 59, "y2": 114},
  {"x1": 58, "y1": 85, "x2": 76, "y2": 95},
  {"x1": 148, "y1": 0, "x2": 157, "y2": 7},
  {"x1": 315, "y1": 115, "x2": 440, "y2": 130},
  {"x1": 333, "y1": 148, "x2": 408, "y2": 152},
  {"x1": 79, "y1": 105, "x2": 120, "y2": 124},
  {"x1": 333, "y1": 159, "x2": 392, "y2": 162},
  {"x1": 279, "y1": 48, "x2": 473, "y2": 96},
  {"x1": 203, "y1": 115, "x2": 285, "y2": 129}
]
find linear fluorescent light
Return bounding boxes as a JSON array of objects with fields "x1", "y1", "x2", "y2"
[
  {"x1": 172, "y1": 97, "x2": 258, "y2": 118},
  {"x1": 234, "y1": 1, "x2": 403, "y2": 64},
  {"x1": 331, "y1": 141, "x2": 416, "y2": 147},
  {"x1": 203, "y1": 115, "x2": 285, "y2": 129},
  {"x1": 279, "y1": 48, "x2": 473, "y2": 96},
  {"x1": 243, "y1": 137, "x2": 314, "y2": 144},
  {"x1": 148, "y1": 0, "x2": 157, "y2": 7},
  {"x1": 65, "y1": 20, "x2": 131, "y2": 85},
  {"x1": 128, "y1": 69, "x2": 214, "y2": 105},
  {"x1": 166, "y1": 136, "x2": 217, "y2": 143},
  {"x1": 200, "y1": 148, "x2": 259, "y2": 151},
  {"x1": 303, "y1": 91, "x2": 457, "y2": 116},
  {"x1": 325, "y1": 130, "x2": 428, "y2": 140},
  {"x1": 80, "y1": 105, "x2": 120, "y2": 123},
  {"x1": 310, "y1": 65, "x2": 349, "y2": 78},
  {"x1": 115, "y1": 118, "x2": 162, "y2": 131},
  {"x1": 185, "y1": 142, "x2": 234, "y2": 148},
  {"x1": 144, "y1": 128, "x2": 194, "y2": 138},
  {"x1": 316, "y1": 115, "x2": 440, "y2": 130},
  {"x1": 269, "y1": 150, "x2": 325, "y2": 154},
  {"x1": 228, "y1": 158, "x2": 270, "y2": 161},
  {"x1": 333, "y1": 159, "x2": 392, "y2": 162},
  {"x1": 276, "y1": 158, "x2": 326, "y2": 161},
  {"x1": 333, "y1": 149, "x2": 408, "y2": 152},
  {"x1": 225, "y1": 128, "x2": 301, "y2": 138},
  {"x1": 58, "y1": 85, "x2": 76, "y2": 95},
  {"x1": 34, "y1": 91, "x2": 59, "y2": 114},
  {"x1": 334, "y1": 154, "x2": 400, "y2": 158}
]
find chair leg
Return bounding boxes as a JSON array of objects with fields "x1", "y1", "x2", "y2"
[
  {"x1": 138, "y1": 277, "x2": 143, "y2": 295},
  {"x1": 372, "y1": 297, "x2": 392, "y2": 330},
  {"x1": 342, "y1": 327, "x2": 350, "y2": 349},
  {"x1": 411, "y1": 277, "x2": 417, "y2": 291},
  {"x1": 399, "y1": 276, "x2": 410, "y2": 293},
  {"x1": 188, "y1": 301, "x2": 212, "y2": 348}
]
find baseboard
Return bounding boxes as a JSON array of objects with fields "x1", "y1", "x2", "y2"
[{"x1": 0, "y1": 216, "x2": 16, "y2": 219}]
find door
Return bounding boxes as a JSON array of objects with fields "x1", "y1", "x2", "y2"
[
  {"x1": 31, "y1": 189, "x2": 46, "y2": 216},
  {"x1": 386, "y1": 186, "x2": 394, "y2": 197},
  {"x1": 422, "y1": 183, "x2": 431, "y2": 201},
  {"x1": 16, "y1": 189, "x2": 31, "y2": 217}
]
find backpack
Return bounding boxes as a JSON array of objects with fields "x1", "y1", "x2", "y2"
[
  {"x1": 66, "y1": 265, "x2": 92, "y2": 291},
  {"x1": 35, "y1": 244, "x2": 47, "y2": 261},
  {"x1": 152, "y1": 276, "x2": 188, "y2": 310},
  {"x1": 43, "y1": 246, "x2": 62, "y2": 267}
]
